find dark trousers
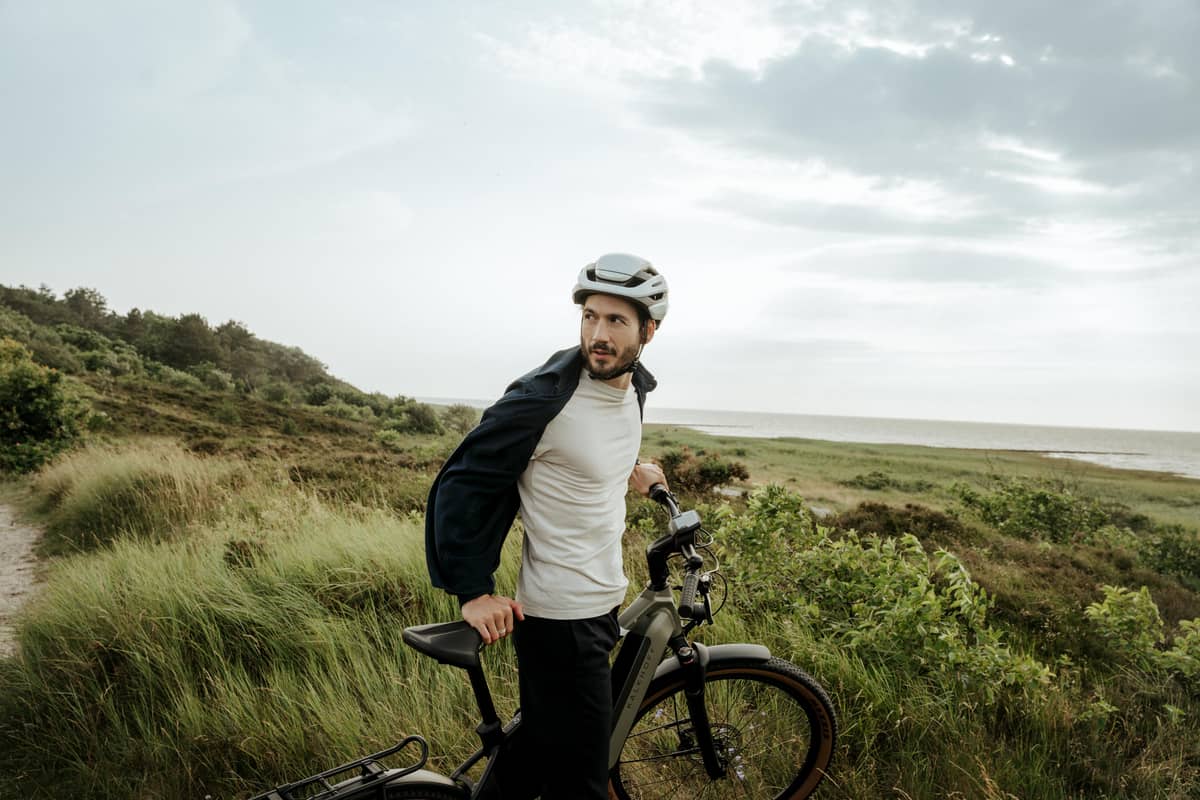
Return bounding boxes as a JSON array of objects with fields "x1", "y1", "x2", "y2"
[{"x1": 512, "y1": 608, "x2": 620, "y2": 800}]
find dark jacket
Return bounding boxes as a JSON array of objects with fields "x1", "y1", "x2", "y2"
[{"x1": 425, "y1": 345, "x2": 656, "y2": 602}]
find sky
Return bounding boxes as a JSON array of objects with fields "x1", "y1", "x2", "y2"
[{"x1": 2, "y1": 1, "x2": 1197, "y2": 432}]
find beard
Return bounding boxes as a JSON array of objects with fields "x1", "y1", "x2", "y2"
[{"x1": 581, "y1": 339, "x2": 640, "y2": 380}]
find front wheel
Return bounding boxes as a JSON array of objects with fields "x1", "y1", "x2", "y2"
[{"x1": 611, "y1": 657, "x2": 837, "y2": 799}]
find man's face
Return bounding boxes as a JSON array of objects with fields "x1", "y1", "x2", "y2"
[{"x1": 580, "y1": 294, "x2": 649, "y2": 381}]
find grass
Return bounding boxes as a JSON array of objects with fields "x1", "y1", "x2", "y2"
[
  {"x1": 1, "y1": 495, "x2": 519, "y2": 798},
  {"x1": 0, "y1": 389, "x2": 1197, "y2": 798}
]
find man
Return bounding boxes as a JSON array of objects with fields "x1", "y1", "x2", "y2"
[{"x1": 424, "y1": 252, "x2": 670, "y2": 800}]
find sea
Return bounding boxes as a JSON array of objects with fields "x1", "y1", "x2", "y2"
[
  {"x1": 644, "y1": 408, "x2": 1200, "y2": 482},
  {"x1": 420, "y1": 397, "x2": 1200, "y2": 481}
]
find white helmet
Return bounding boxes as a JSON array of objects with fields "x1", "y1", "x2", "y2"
[{"x1": 572, "y1": 253, "x2": 669, "y2": 326}]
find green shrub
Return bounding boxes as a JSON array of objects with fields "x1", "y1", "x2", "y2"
[
  {"x1": 659, "y1": 446, "x2": 749, "y2": 494},
  {"x1": 841, "y1": 471, "x2": 934, "y2": 492},
  {"x1": 212, "y1": 400, "x2": 241, "y2": 424},
  {"x1": 382, "y1": 402, "x2": 444, "y2": 435},
  {"x1": 1084, "y1": 585, "x2": 1164, "y2": 670},
  {"x1": 0, "y1": 338, "x2": 87, "y2": 473},
  {"x1": 191, "y1": 363, "x2": 235, "y2": 392},
  {"x1": 147, "y1": 361, "x2": 204, "y2": 389},
  {"x1": 723, "y1": 485, "x2": 1049, "y2": 702},
  {"x1": 305, "y1": 382, "x2": 335, "y2": 405},
  {"x1": 376, "y1": 428, "x2": 405, "y2": 451},
  {"x1": 1162, "y1": 619, "x2": 1200, "y2": 681},
  {"x1": 826, "y1": 502, "x2": 971, "y2": 546},
  {"x1": 442, "y1": 403, "x2": 479, "y2": 435},
  {"x1": 261, "y1": 381, "x2": 294, "y2": 404},
  {"x1": 954, "y1": 478, "x2": 1113, "y2": 543},
  {"x1": 323, "y1": 399, "x2": 375, "y2": 422},
  {"x1": 0, "y1": 305, "x2": 35, "y2": 341},
  {"x1": 1141, "y1": 523, "x2": 1200, "y2": 582}
]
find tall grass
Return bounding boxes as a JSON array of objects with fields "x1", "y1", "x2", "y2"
[
  {"x1": 0, "y1": 497, "x2": 521, "y2": 798},
  {"x1": 31, "y1": 440, "x2": 247, "y2": 554}
]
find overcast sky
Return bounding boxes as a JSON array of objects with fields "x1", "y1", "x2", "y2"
[{"x1": 2, "y1": 1, "x2": 1197, "y2": 432}]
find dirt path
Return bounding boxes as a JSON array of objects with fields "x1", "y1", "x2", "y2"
[{"x1": 0, "y1": 503, "x2": 42, "y2": 658}]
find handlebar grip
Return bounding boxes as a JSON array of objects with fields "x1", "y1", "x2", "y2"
[{"x1": 678, "y1": 571, "x2": 700, "y2": 618}]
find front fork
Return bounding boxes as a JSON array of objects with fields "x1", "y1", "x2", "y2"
[{"x1": 669, "y1": 634, "x2": 727, "y2": 779}]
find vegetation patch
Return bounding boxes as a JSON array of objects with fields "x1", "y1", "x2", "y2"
[
  {"x1": 840, "y1": 470, "x2": 934, "y2": 492},
  {"x1": 659, "y1": 446, "x2": 749, "y2": 494},
  {"x1": 826, "y1": 501, "x2": 974, "y2": 549},
  {"x1": 30, "y1": 441, "x2": 246, "y2": 554},
  {"x1": 0, "y1": 338, "x2": 88, "y2": 473}
]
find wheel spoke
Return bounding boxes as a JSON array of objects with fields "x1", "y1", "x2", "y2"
[{"x1": 612, "y1": 661, "x2": 835, "y2": 800}]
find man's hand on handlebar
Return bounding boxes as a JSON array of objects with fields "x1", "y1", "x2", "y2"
[
  {"x1": 462, "y1": 594, "x2": 524, "y2": 645},
  {"x1": 630, "y1": 461, "x2": 667, "y2": 496}
]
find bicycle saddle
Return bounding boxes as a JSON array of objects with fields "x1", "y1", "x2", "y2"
[{"x1": 402, "y1": 621, "x2": 483, "y2": 670}]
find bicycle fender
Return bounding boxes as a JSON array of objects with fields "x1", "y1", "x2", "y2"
[
  {"x1": 380, "y1": 768, "x2": 463, "y2": 793},
  {"x1": 652, "y1": 642, "x2": 771, "y2": 683}
]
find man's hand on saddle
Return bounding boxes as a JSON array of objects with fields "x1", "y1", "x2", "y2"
[
  {"x1": 462, "y1": 593, "x2": 524, "y2": 645},
  {"x1": 629, "y1": 461, "x2": 668, "y2": 496}
]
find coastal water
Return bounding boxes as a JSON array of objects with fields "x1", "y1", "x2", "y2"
[
  {"x1": 421, "y1": 396, "x2": 1200, "y2": 481},
  {"x1": 644, "y1": 407, "x2": 1200, "y2": 481}
]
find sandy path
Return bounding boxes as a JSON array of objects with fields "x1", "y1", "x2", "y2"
[{"x1": 0, "y1": 503, "x2": 41, "y2": 658}]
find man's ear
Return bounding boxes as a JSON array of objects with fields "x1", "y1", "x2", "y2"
[{"x1": 641, "y1": 319, "x2": 657, "y2": 345}]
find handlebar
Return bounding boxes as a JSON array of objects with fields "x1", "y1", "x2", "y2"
[
  {"x1": 647, "y1": 483, "x2": 708, "y2": 619},
  {"x1": 649, "y1": 483, "x2": 679, "y2": 515}
]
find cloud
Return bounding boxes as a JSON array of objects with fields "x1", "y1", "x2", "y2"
[
  {"x1": 787, "y1": 244, "x2": 1069, "y2": 288},
  {"x1": 0, "y1": 2, "x2": 412, "y2": 210}
]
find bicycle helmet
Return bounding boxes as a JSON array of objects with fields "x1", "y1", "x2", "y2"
[{"x1": 572, "y1": 253, "x2": 669, "y2": 327}]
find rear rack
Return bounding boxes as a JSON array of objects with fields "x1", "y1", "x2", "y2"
[{"x1": 249, "y1": 735, "x2": 429, "y2": 800}]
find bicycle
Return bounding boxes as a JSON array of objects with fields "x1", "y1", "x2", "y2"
[{"x1": 250, "y1": 485, "x2": 837, "y2": 799}]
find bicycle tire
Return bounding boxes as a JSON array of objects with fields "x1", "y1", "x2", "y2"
[{"x1": 611, "y1": 656, "x2": 837, "y2": 799}]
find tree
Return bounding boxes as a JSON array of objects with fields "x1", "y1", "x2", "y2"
[
  {"x1": 0, "y1": 338, "x2": 86, "y2": 473},
  {"x1": 63, "y1": 287, "x2": 111, "y2": 331},
  {"x1": 161, "y1": 313, "x2": 221, "y2": 369}
]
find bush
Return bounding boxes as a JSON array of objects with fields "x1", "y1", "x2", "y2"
[
  {"x1": 659, "y1": 446, "x2": 749, "y2": 494},
  {"x1": 146, "y1": 362, "x2": 204, "y2": 390},
  {"x1": 722, "y1": 485, "x2": 1050, "y2": 702},
  {"x1": 190, "y1": 363, "x2": 235, "y2": 392},
  {"x1": 841, "y1": 471, "x2": 934, "y2": 492},
  {"x1": 1084, "y1": 585, "x2": 1164, "y2": 670},
  {"x1": 383, "y1": 402, "x2": 444, "y2": 435},
  {"x1": 322, "y1": 400, "x2": 375, "y2": 422},
  {"x1": 1141, "y1": 524, "x2": 1200, "y2": 582},
  {"x1": 826, "y1": 502, "x2": 971, "y2": 546},
  {"x1": 305, "y1": 383, "x2": 335, "y2": 406},
  {"x1": 260, "y1": 382, "x2": 294, "y2": 404},
  {"x1": 0, "y1": 338, "x2": 87, "y2": 473},
  {"x1": 954, "y1": 478, "x2": 1113, "y2": 543},
  {"x1": 442, "y1": 403, "x2": 479, "y2": 435},
  {"x1": 1162, "y1": 619, "x2": 1200, "y2": 681}
]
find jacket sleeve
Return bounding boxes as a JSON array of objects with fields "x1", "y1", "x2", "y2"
[{"x1": 424, "y1": 380, "x2": 556, "y2": 601}]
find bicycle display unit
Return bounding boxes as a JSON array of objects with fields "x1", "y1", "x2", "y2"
[{"x1": 251, "y1": 486, "x2": 837, "y2": 800}]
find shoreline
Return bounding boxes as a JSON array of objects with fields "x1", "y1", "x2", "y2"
[
  {"x1": 645, "y1": 421, "x2": 1200, "y2": 482},
  {"x1": 644, "y1": 419, "x2": 1200, "y2": 482}
]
